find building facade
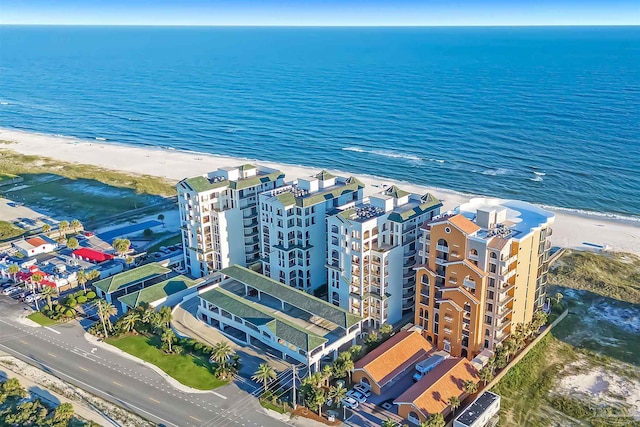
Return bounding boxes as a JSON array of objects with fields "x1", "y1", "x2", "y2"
[
  {"x1": 259, "y1": 171, "x2": 364, "y2": 292},
  {"x1": 414, "y1": 198, "x2": 554, "y2": 358},
  {"x1": 327, "y1": 186, "x2": 442, "y2": 326},
  {"x1": 177, "y1": 164, "x2": 285, "y2": 278}
]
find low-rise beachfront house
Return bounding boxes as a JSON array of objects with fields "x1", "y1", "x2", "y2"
[
  {"x1": 72, "y1": 247, "x2": 114, "y2": 264},
  {"x1": 93, "y1": 263, "x2": 171, "y2": 303},
  {"x1": 197, "y1": 265, "x2": 363, "y2": 371},
  {"x1": 118, "y1": 275, "x2": 203, "y2": 312},
  {"x1": 454, "y1": 391, "x2": 500, "y2": 427},
  {"x1": 13, "y1": 236, "x2": 57, "y2": 257},
  {"x1": 352, "y1": 327, "x2": 433, "y2": 395},
  {"x1": 395, "y1": 357, "x2": 479, "y2": 425}
]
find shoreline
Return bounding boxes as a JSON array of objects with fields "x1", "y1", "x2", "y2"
[{"x1": 1, "y1": 127, "x2": 639, "y2": 254}]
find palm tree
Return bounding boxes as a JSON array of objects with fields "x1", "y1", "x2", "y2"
[
  {"x1": 448, "y1": 395, "x2": 460, "y2": 416},
  {"x1": 382, "y1": 420, "x2": 398, "y2": 427},
  {"x1": 96, "y1": 300, "x2": 117, "y2": 337},
  {"x1": 328, "y1": 383, "x2": 347, "y2": 407},
  {"x1": 421, "y1": 413, "x2": 445, "y2": 427},
  {"x1": 120, "y1": 310, "x2": 140, "y2": 334},
  {"x1": 125, "y1": 255, "x2": 134, "y2": 267},
  {"x1": 479, "y1": 367, "x2": 494, "y2": 386},
  {"x1": 70, "y1": 219, "x2": 81, "y2": 233},
  {"x1": 463, "y1": 380, "x2": 478, "y2": 395},
  {"x1": 322, "y1": 364, "x2": 333, "y2": 387},
  {"x1": 41, "y1": 224, "x2": 51, "y2": 234},
  {"x1": 252, "y1": 363, "x2": 277, "y2": 393},
  {"x1": 58, "y1": 220, "x2": 69, "y2": 238},
  {"x1": 158, "y1": 306, "x2": 172, "y2": 328},
  {"x1": 555, "y1": 292, "x2": 563, "y2": 305},
  {"x1": 40, "y1": 286, "x2": 56, "y2": 311},
  {"x1": 76, "y1": 270, "x2": 88, "y2": 293},
  {"x1": 161, "y1": 329, "x2": 176, "y2": 353},
  {"x1": 210, "y1": 341, "x2": 234, "y2": 365},
  {"x1": 112, "y1": 238, "x2": 131, "y2": 257},
  {"x1": 66, "y1": 237, "x2": 79, "y2": 250},
  {"x1": 88, "y1": 269, "x2": 100, "y2": 282},
  {"x1": 7, "y1": 264, "x2": 19, "y2": 283},
  {"x1": 30, "y1": 273, "x2": 44, "y2": 310}
]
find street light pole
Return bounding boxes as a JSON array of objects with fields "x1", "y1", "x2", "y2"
[{"x1": 292, "y1": 364, "x2": 297, "y2": 410}]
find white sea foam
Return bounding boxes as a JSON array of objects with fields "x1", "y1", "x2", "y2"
[
  {"x1": 480, "y1": 168, "x2": 511, "y2": 176},
  {"x1": 95, "y1": 137, "x2": 107, "y2": 141},
  {"x1": 342, "y1": 146, "x2": 422, "y2": 162},
  {"x1": 429, "y1": 158, "x2": 446, "y2": 163},
  {"x1": 0, "y1": 102, "x2": 9, "y2": 105},
  {"x1": 530, "y1": 176, "x2": 543, "y2": 182},
  {"x1": 342, "y1": 146, "x2": 365, "y2": 153},
  {"x1": 533, "y1": 171, "x2": 546, "y2": 176}
]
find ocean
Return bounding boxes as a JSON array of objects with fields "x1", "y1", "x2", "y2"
[{"x1": 0, "y1": 26, "x2": 639, "y2": 218}]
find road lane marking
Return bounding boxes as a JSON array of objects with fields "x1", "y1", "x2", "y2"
[
  {"x1": 19, "y1": 340, "x2": 27, "y2": 344},
  {"x1": 0, "y1": 341, "x2": 180, "y2": 427},
  {"x1": 189, "y1": 416, "x2": 201, "y2": 422},
  {"x1": 47, "y1": 352, "x2": 57, "y2": 358},
  {"x1": 112, "y1": 381, "x2": 122, "y2": 387},
  {"x1": 212, "y1": 391, "x2": 227, "y2": 400},
  {"x1": 79, "y1": 367, "x2": 89, "y2": 372},
  {"x1": 149, "y1": 397, "x2": 160, "y2": 403},
  {"x1": 44, "y1": 326, "x2": 61, "y2": 335}
]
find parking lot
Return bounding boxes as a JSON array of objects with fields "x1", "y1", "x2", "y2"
[{"x1": 344, "y1": 368, "x2": 417, "y2": 426}]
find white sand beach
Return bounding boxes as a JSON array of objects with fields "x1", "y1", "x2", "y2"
[{"x1": 1, "y1": 127, "x2": 639, "y2": 254}]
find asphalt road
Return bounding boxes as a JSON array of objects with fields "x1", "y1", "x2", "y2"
[{"x1": 0, "y1": 296, "x2": 291, "y2": 427}]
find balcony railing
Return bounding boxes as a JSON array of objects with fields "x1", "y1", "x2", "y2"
[
  {"x1": 444, "y1": 315, "x2": 453, "y2": 323},
  {"x1": 443, "y1": 327, "x2": 452, "y2": 335},
  {"x1": 463, "y1": 278, "x2": 476, "y2": 289},
  {"x1": 448, "y1": 277, "x2": 458, "y2": 285}
]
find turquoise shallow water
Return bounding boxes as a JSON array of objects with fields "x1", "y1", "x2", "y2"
[{"x1": 0, "y1": 26, "x2": 638, "y2": 217}]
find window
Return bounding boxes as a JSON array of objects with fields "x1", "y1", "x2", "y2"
[
  {"x1": 488, "y1": 291, "x2": 495, "y2": 299},
  {"x1": 485, "y1": 315, "x2": 493, "y2": 325},
  {"x1": 489, "y1": 278, "x2": 496, "y2": 288},
  {"x1": 469, "y1": 248, "x2": 478, "y2": 257},
  {"x1": 490, "y1": 264, "x2": 497, "y2": 273},
  {"x1": 437, "y1": 238, "x2": 448, "y2": 248},
  {"x1": 444, "y1": 227, "x2": 451, "y2": 234},
  {"x1": 490, "y1": 252, "x2": 497, "y2": 259}
]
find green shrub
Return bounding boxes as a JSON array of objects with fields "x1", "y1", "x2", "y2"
[
  {"x1": 77, "y1": 295, "x2": 87, "y2": 304},
  {"x1": 86, "y1": 291, "x2": 96, "y2": 300},
  {"x1": 54, "y1": 304, "x2": 65, "y2": 312},
  {"x1": 66, "y1": 297, "x2": 77, "y2": 308},
  {"x1": 173, "y1": 345, "x2": 184, "y2": 355},
  {"x1": 202, "y1": 346, "x2": 213, "y2": 355},
  {"x1": 64, "y1": 309, "x2": 76, "y2": 318},
  {"x1": 193, "y1": 342, "x2": 203, "y2": 353},
  {"x1": 143, "y1": 228, "x2": 153, "y2": 237}
]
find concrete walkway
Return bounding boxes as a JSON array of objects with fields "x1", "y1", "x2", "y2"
[
  {"x1": 172, "y1": 297, "x2": 289, "y2": 372},
  {"x1": 0, "y1": 356, "x2": 119, "y2": 426}
]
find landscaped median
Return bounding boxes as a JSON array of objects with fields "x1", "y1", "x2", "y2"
[
  {"x1": 26, "y1": 311, "x2": 58, "y2": 327},
  {"x1": 106, "y1": 334, "x2": 226, "y2": 390}
]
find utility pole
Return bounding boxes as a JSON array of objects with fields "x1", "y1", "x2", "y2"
[{"x1": 291, "y1": 364, "x2": 297, "y2": 410}]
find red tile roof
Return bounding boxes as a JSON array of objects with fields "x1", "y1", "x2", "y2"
[
  {"x1": 395, "y1": 357, "x2": 478, "y2": 416},
  {"x1": 26, "y1": 237, "x2": 48, "y2": 247},
  {"x1": 354, "y1": 330, "x2": 433, "y2": 388}
]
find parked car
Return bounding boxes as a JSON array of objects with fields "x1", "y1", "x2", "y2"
[
  {"x1": 347, "y1": 390, "x2": 367, "y2": 404},
  {"x1": 2, "y1": 286, "x2": 19, "y2": 295},
  {"x1": 1, "y1": 282, "x2": 15, "y2": 289},
  {"x1": 341, "y1": 397, "x2": 359, "y2": 410},
  {"x1": 353, "y1": 384, "x2": 371, "y2": 397},
  {"x1": 24, "y1": 294, "x2": 42, "y2": 303}
]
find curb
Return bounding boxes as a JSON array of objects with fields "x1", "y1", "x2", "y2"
[{"x1": 83, "y1": 332, "x2": 213, "y2": 394}]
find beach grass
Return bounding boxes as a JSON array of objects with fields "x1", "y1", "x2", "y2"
[
  {"x1": 27, "y1": 312, "x2": 59, "y2": 327},
  {"x1": 0, "y1": 220, "x2": 24, "y2": 241},
  {"x1": 549, "y1": 250, "x2": 640, "y2": 304},
  {"x1": 106, "y1": 334, "x2": 226, "y2": 390},
  {"x1": 0, "y1": 148, "x2": 176, "y2": 196}
]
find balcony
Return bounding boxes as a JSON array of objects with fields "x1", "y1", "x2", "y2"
[
  {"x1": 500, "y1": 269, "x2": 517, "y2": 282},
  {"x1": 444, "y1": 315, "x2": 453, "y2": 323},
  {"x1": 500, "y1": 254, "x2": 517, "y2": 267},
  {"x1": 436, "y1": 245, "x2": 449, "y2": 253},
  {"x1": 404, "y1": 257, "x2": 416, "y2": 267},
  {"x1": 420, "y1": 295, "x2": 430, "y2": 305},
  {"x1": 450, "y1": 250, "x2": 461, "y2": 259},
  {"x1": 448, "y1": 277, "x2": 458, "y2": 285},
  {"x1": 499, "y1": 294, "x2": 514, "y2": 308},
  {"x1": 468, "y1": 253, "x2": 479, "y2": 261},
  {"x1": 404, "y1": 249, "x2": 417, "y2": 257},
  {"x1": 443, "y1": 327, "x2": 452, "y2": 335},
  {"x1": 435, "y1": 256, "x2": 449, "y2": 265},
  {"x1": 462, "y1": 323, "x2": 470, "y2": 332},
  {"x1": 497, "y1": 306, "x2": 513, "y2": 319},
  {"x1": 463, "y1": 278, "x2": 476, "y2": 289},
  {"x1": 403, "y1": 269, "x2": 414, "y2": 279}
]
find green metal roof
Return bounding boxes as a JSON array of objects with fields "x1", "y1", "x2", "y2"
[
  {"x1": 269, "y1": 177, "x2": 364, "y2": 209},
  {"x1": 230, "y1": 171, "x2": 285, "y2": 190},
  {"x1": 118, "y1": 275, "x2": 197, "y2": 308},
  {"x1": 182, "y1": 176, "x2": 229, "y2": 193},
  {"x1": 93, "y1": 263, "x2": 170, "y2": 294},
  {"x1": 220, "y1": 265, "x2": 362, "y2": 329},
  {"x1": 388, "y1": 193, "x2": 443, "y2": 223},
  {"x1": 383, "y1": 185, "x2": 410, "y2": 199},
  {"x1": 314, "y1": 170, "x2": 336, "y2": 181},
  {"x1": 199, "y1": 288, "x2": 327, "y2": 351},
  {"x1": 238, "y1": 164, "x2": 257, "y2": 171}
]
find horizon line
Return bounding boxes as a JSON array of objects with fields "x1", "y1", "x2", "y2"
[{"x1": 1, "y1": 23, "x2": 639, "y2": 28}]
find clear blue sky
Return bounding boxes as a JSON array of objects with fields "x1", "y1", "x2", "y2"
[{"x1": 1, "y1": 0, "x2": 638, "y2": 26}]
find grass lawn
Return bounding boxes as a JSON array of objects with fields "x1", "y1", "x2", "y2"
[
  {"x1": 260, "y1": 400, "x2": 288, "y2": 414},
  {"x1": 146, "y1": 234, "x2": 182, "y2": 254},
  {"x1": 0, "y1": 220, "x2": 24, "y2": 241},
  {"x1": 106, "y1": 334, "x2": 227, "y2": 390},
  {"x1": 27, "y1": 312, "x2": 58, "y2": 327}
]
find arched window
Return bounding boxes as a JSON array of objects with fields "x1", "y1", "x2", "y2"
[
  {"x1": 490, "y1": 252, "x2": 497, "y2": 259},
  {"x1": 408, "y1": 411, "x2": 420, "y2": 422},
  {"x1": 470, "y1": 248, "x2": 478, "y2": 257},
  {"x1": 485, "y1": 329, "x2": 490, "y2": 336},
  {"x1": 437, "y1": 238, "x2": 448, "y2": 248},
  {"x1": 331, "y1": 250, "x2": 339, "y2": 260},
  {"x1": 421, "y1": 275, "x2": 429, "y2": 285}
]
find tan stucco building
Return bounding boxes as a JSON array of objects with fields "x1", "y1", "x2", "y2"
[{"x1": 414, "y1": 198, "x2": 554, "y2": 358}]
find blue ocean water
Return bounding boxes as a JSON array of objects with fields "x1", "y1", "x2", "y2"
[{"x1": 0, "y1": 26, "x2": 639, "y2": 217}]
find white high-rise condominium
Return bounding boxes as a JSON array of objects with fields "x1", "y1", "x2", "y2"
[
  {"x1": 327, "y1": 186, "x2": 442, "y2": 327},
  {"x1": 259, "y1": 171, "x2": 364, "y2": 292},
  {"x1": 178, "y1": 164, "x2": 285, "y2": 278}
]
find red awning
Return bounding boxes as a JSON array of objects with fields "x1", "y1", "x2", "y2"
[{"x1": 72, "y1": 247, "x2": 114, "y2": 263}]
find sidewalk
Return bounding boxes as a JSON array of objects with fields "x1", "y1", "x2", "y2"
[{"x1": 0, "y1": 356, "x2": 119, "y2": 426}]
